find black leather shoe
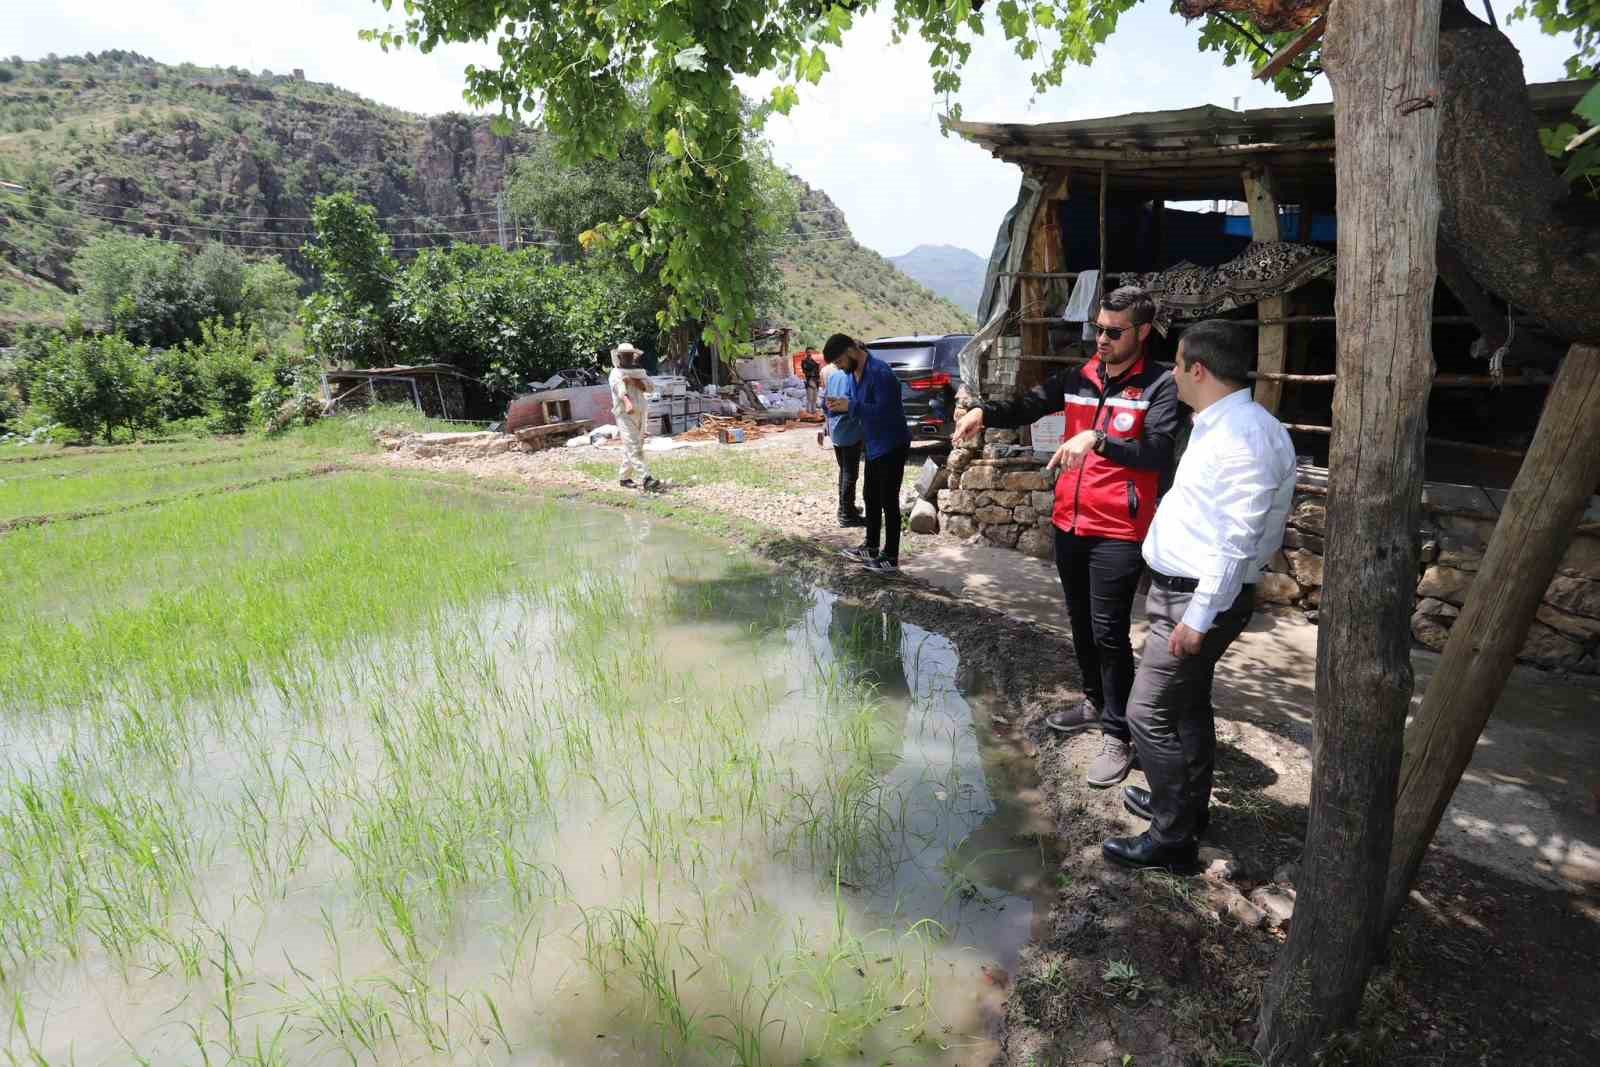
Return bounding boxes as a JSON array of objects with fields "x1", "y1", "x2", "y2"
[
  {"x1": 1122, "y1": 786, "x2": 1210, "y2": 838},
  {"x1": 838, "y1": 514, "x2": 867, "y2": 528},
  {"x1": 1102, "y1": 831, "x2": 1198, "y2": 873}
]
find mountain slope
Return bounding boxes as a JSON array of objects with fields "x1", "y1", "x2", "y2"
[
  {"x1": 0, "y1": 52, "x2": 972, "y2": 347},
  {"x1": 888, "y1": 244, "x2": 987, "y2": 316},
  {"x1": 774, "y1": 183, "x2": 974, "y2": 347}
]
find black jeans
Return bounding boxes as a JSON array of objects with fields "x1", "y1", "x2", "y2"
[
  {"x1": 1128, "y1": 582, "x2": 1255, "y2": 846},
  {"x1": 1053, "y1": 530, "x2": 1145, "y2": 742},
  {"x1": 834, "y1": 442, "x2": 863, "y2": 519},
  {"x1": 863, "y1": 444, "x2": 910, "y2": 563}
]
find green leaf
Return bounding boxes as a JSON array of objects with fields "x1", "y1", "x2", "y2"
[
  {"x1": 1576, "y1": 83, "x2": 1600, "y2": 126},
  {"x1": 805, "y1": 48, "x2": 828, "y2": 85}
]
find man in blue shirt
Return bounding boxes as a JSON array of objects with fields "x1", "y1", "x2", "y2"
[
  {"x1": 823, "y1": 333, "x2": 911, "y2": 576},
  {"x1": 822, "y1": 359, "x2": 866, "y2": 527}
]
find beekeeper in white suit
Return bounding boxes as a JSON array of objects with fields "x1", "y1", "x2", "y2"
[{"x1": 608, "y1": 342, "x2": 660, "y2": 491}]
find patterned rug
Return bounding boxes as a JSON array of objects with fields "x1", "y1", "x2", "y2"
[{"x1": 1124, "y1": 241, "x2": 1335, "y2": 331}]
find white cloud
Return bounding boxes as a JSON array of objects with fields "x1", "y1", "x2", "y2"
[{"x1": 6, "y1": 2, "x2": 1584, "y2": 260}]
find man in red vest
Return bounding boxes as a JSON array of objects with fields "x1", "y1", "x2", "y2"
[{"x1": 954, "y1": 287, "x2": 1180, "y2": 788}]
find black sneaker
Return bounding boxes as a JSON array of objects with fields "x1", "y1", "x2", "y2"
[
  {"x1": 840, "y1": 546, "x2": 878, "y2": 563},
  {"x1": 641, "y1": 476, "x2": 662, "y2": 491},
  {"x1": 1044, "y1": 698, "x2": 1101, "y2": 735},
  {"x1": 838, "y1": 514, "x2": 867, "y2": 528},
  {"x1": 862, "y1": 557, "x2": 901, "y2": 577},
  {"x1": 619, "y1": 478, "x2": 637, "y2": 488}
]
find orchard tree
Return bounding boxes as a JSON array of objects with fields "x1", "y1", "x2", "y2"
[{"x1": 368, "y1": 1, "x2": 1597, "y2": 1061}]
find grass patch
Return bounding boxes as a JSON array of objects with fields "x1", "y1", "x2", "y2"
[{"x1": 576, "y1": 448, "x2": 792, "y2": 491}]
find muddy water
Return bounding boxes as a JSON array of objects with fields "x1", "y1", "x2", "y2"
[{"x1": 5, "y1": 506, "x2": 1055, "y2": 1065}]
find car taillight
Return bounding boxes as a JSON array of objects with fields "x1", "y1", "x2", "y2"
[{"x1": 907, "y1": 372, "x2": 951, "y2": 391}]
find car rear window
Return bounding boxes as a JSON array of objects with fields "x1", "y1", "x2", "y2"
[{"x1": 870, "y1": 344, "x2": 938, "y2": 370}]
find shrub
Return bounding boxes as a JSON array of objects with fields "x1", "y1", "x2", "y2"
[
  {"x1": 189, "y1": 319, "x2": 261, "y2": 433},
  {"x1": 29, "y1": 334, "x2": 163, "y2": 442}
]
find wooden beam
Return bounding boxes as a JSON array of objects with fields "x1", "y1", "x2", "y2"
[
  {"x1": 1242, "y1": 164, "x2": 1288, "y2": 413},
  {"x1": 1017, "y1": 174, "x2": 1066, "y2": 397},
  {"x1": 1254, "y1": 15, "x2": 1328, "y2": 82}
]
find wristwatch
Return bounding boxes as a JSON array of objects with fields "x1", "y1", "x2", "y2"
[{"x1": 1092, "y1": 429, "x2": 1107, "y2": 454}]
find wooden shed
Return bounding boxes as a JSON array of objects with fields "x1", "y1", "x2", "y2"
[{"x1": 947, "y1": 79, "x2": 1592, "y2": 488}]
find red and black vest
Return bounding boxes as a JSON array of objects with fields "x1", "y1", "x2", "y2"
[{"x1": 1051, "y1": 354, "x2": 1176, "y2": 542}]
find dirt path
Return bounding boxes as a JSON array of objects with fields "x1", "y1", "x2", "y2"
[{"x1": 375, "y1": 426, "x2": 1600, "y2": 1065}]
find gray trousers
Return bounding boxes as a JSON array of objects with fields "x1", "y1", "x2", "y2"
[{"x1": 1127, "y1": 582, "x2": 1256, "y2": 847}]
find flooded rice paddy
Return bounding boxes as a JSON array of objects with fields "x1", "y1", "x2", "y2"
[{"x1": 2, "y1": 476, "x2": 1054, "y2": 1064}]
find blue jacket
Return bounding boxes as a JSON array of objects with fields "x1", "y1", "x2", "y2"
[
  {"x1": 824, "y1": 369, "x2": 863, "y2": 447},
  {"x1": 848, "y1": 355, "x2": 911, "y2": 460}
]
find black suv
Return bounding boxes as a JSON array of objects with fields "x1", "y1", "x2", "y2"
[{"x1": 865, "y1": 333, "x2": 973, "y2": 440}]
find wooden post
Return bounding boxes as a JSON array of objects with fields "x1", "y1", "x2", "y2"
[
  {"x1": 1017, "y1": 171, "x2": 1068, "y2": 397},
  {"x1": 1256, "y1": 0, "x2": 1443, "y2": 1060},
  {"x1": 1243, "y1": 165, "x2": 1288, "y2": 414},
  {"x1": 1381, "y1": 342, "x2": 1600, "y2": 934},
  {"x1": 1097, "y1": 162, "x2": 1108, "y2": 283}
]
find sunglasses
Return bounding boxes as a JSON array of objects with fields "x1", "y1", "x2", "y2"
[{"x1": 1091, "y1": 323, "x2": 1135, "y2": 340}]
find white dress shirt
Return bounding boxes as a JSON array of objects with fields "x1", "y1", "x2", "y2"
[{"x1": 1143, "y1": 387, "x2": 1298, "y2": 632}]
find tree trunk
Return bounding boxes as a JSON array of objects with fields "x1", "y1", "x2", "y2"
[
  {"x1": 1254, "y1": 0, "x2": 1442, "y2": 1060},
  {"x1": 1436, "y1": 6, "x2": 1600, "y2": 344},
  {"x1": 1381, "y1": 343, "x2": 1600, "y2": 933}
]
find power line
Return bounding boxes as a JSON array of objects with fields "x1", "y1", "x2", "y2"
[{"x1": 35, "y1": 186, "x2": 502, "y2": 225}]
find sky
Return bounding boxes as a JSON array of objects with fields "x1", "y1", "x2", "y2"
[{"x1": 6, "y1": 1, "x2": 1582, "y2": 260}]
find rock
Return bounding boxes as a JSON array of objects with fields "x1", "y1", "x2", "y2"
[
  {"x1": 1257, "y1": 572, "x2": 1301, "y2": 605},
  {"x1": 1414, "y1": 597, "x2": 1459, "y2": 619},
  {"x1": 982, "y1": 523, "x2": 1021, "y2": 548},
  {"x1": 1420, "y1": 538, "x2": 1439, "y2": 563},
  {"x1": 1558, "y1": 533, "x2": 1600, "y2": 577},
  {"x1": 1206, "y1": 883, "x2": 1266, "y2": 928},
  {"x1": 1436, "y1": 543, "x2": 1484, "y2": 572},
  {"x1": 1287, "y1": 548, "x2": 1323, "y2": 588},
  {"x1": 1519, "y1": 621, "x2": 1586, "y2": 667},
  {"x1": 1544, "y1": 575, "x2": 1600, "y2": 620},
  {"x1": 1249, "y1": 886, "x2": 1297, "y2": 928},
  {"x1": 913, "y1": 458, "x2": 948, "y2": 502},
  {"x1": 975, "y1": 506, "x2": 1015, "y2": 525},
  {"x1": 1017, "y1": 527, "x2": 1055, "y2": 560},
  {"x1": 980, "y1": 490, "x2": 1029, "y2": 508},
  {"x1": 1014, "y1": 507, "x2": 1037, "y2": 526},
  {"x1": 1411, "y1": 611, "x2": 1452, "y2": 652},
  {"x1": 944, "y1": 515, "x2": 978, "y2": 540},
  {"x1": 1001, "y1": 470, "x2": 1052, "y2": 492},
  {"x1": 937, "y1": 489, "x2": 975, "y2": 515},
  {"x1": 946, "y1": 447, "x2": 976, "y2": 473},
  {"x1": 1417, "y1": 565, "x2": 1475, "y2": 605},
  {"x1": 908, "y1": 499, "x2": 940, "y2": 535},
  {"x1": 959, "y1": 465, "x2": 998, "y2": 491},
  {"x1": 1266, "y1": 550, "x2": 1290, "y2": 574},
  {"x1": 1272, "y1": 860, "x2": 1300, "y2": 887},
  {"x1": 1304, "y1": 587, "x2": 1321, "y2": 608},
  {"x1": 1199, "y1": 846, "x2": 1238, "y2": 882},
  {"x1": 1291, "y1": 499, "x2": 1326, "y2": 534},
  {"x1": 1031, "y1": 490, "x2": 1056, "y2": 512}
]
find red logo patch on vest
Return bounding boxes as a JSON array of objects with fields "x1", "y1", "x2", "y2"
[{"x1": 1121, "y1": 387, "x2": 1143, "y2": 400}]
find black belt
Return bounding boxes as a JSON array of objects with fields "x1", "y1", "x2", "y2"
[{"x1": 1149, "y1": 571, "x2": 1200, "y2": 593}]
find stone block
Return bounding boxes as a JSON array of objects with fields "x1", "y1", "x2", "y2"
[
  {"x1": 1417, "y1": 565, "x2": 1475, "y2": 605},
  {"x1": 1436, "y1": 541, "x2": 1484, "y2": 572},
  {"x1": 1519, "y1": 622, "x2": 1585, "y2": 668},
  {"x1": 1017, "y1": 527, "x2": 1054, "y2": 560},
  {"x1": 1014, "y1": 507, "x2": 1037, "y2": 526},
  {"x1": 1544, "y1": 575, "x2": 1600, "y2": 620},
  {"x1": 1249, "y1": 886, "x2": 1297, "y2": 928},
  {"x1": 1411, "y1": 611, "x2": 1452, "y2": 652},
  {"x1": 1031, "y1": 491, "x2": 1056, "y2": 512},
  {"x1": 1558, "y1": 532, "x2": 1600, "y2": 577},
  {"x1": 982, "y1": 523, "x2": 1021, "y2": 548},
  {"x1": 944, "y1": 515, "x2": 977, "y2": 540},
  {"x1": 1287, "y1": 548, "x2": 1323, "y2": 588},
  {"x1": 984, "y1": 490, "x2": 1029, "y2": 508},
  {"x1": 946, "y1": 447, "x2": 976, "y2": 473},
  {"x1": 1290, "y1": 499, "x2": 1326, "y2": 534},
  {"x1": 1001, "y1": 470, "x2": 1052, "y2": 492},
  {"x1": 959, "y1": 465, "x2": 998, "y2": 491},
  {"x1": 1266, "y1": 550, "x2": 1290, "y2": 574},
  {"x1": 1535, "y1": 603, "x2": 1600, "y2": 641},
  {"x1": 1257, "y1": 572, "x2": 1301, "y2": 605},
  {"x1": 937, "y1": 489, "x2": 975, "y2": 515},
  {"x1": 1304, "y1": 586, "x2": 1321, "y2": 608},
  {"x1": 975, "y1": 506, "x2": 1014, "y2": 525},
  {"x1": 913, "y1": 458, "x2": 948, "y2": 502},
  {"x1": 1414, "y1": 597, "x2": 1459, "y2": 618},
  {"x1": 1433, "y1": 513, "x2": 1496, "y2": 552},
  {"x1": 908, "y1": 499, "x2": 939, "y2": 535}
]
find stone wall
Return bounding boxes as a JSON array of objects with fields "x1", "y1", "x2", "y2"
[{"x1": 931, "y1": 437, "x2": 1600, "y2": 675}]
